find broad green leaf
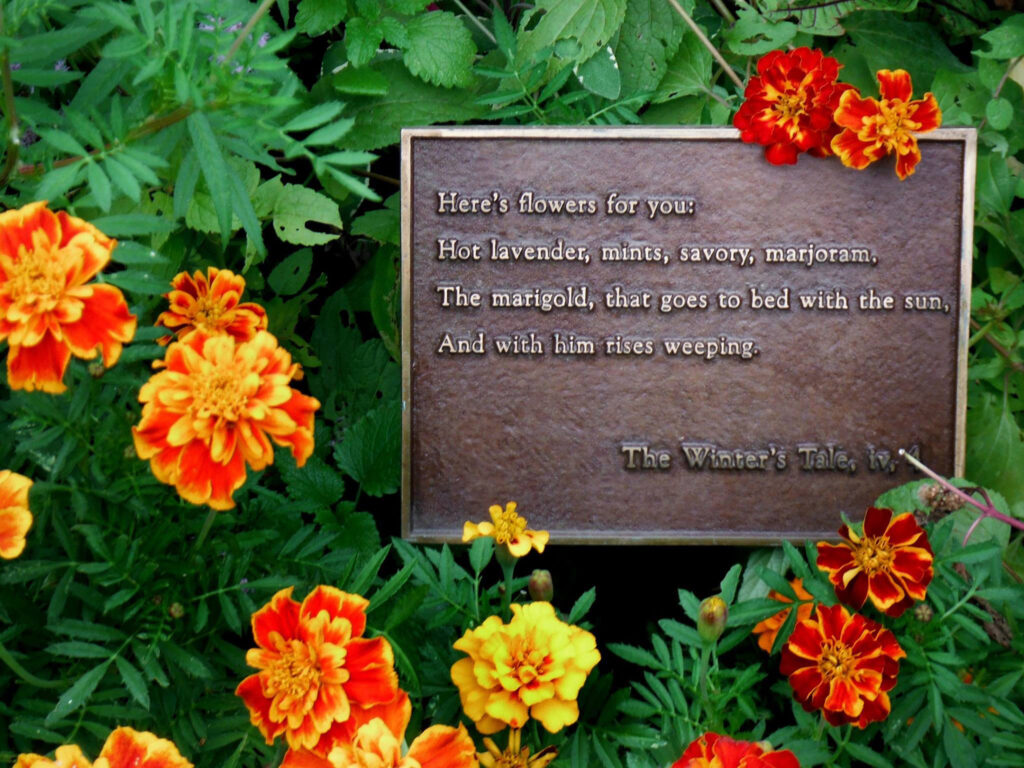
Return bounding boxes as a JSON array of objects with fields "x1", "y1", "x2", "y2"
[
  {"x1": 517, "y1": 0, "x2": 628, "y2": 69},
  {"x1": 334, "y1": 401, "x2": 401, "y2": 496},
  {"x1": 269, "y1": 249, "x2": 313, "y2": 295},
  {"x1": 723, "y1": 7, "x2": 797, "y2": 55},
  {"x1": 332, "y1": 66, "x2": 390, "y2": 95},
  {"x1": 575, "y1": 45, "x2": 621, "y2": 99},
  {"x1": 343, "y1": 57, "x2": 484, "y2": 151},
  {"x1": 280, "y1": 454, "x2": 346, "y2": 507},
  {"x1": 759, "y1": 0, "x2": 916, "y2": 37},
  {"x1": 102, "y1": 270, "x2": 171, "y2": 296},
  {"x1": 272, "y1": 185, "x2": 343, "y2": 246},
  {"x1": 986, "y1": 98, "x2": 1014, "y2": 131},
  {"x1": 966, "y1": 391, "x2": 1024, "y2": 508},
  {"x1": 402, "y1": 11, "x2": 476, "y2": 88},
  {"x1": 352, "y1": 209, "x2": 399, "y2": 245},
  {"x1": 186, "y1": 112, "x2": 231, "y2": 248},
  {"x1": 653, "y1": 33, "x2": 712, "y2": 103},
  {"x1": 346, "y1": 17, "x2": 384, "y2": 68},
  {"x1": 614, "y1": 0, "x2": 685, "y2": 97},
  {"x1": 296, "y1": 0, "x2": 348, "y2": 36},
  {"x1": 974, "y1": 15, "x2": 1024, "y2": 59},
  {"x1": 282, "y1": 102, "x2": 346, "y2": 132},
  {"x1": 370, "y1": 248, "x2": 400, "y2": 361},
  {"x1": 976, "y1": 152, "x2": 1016, "y2": 218}
]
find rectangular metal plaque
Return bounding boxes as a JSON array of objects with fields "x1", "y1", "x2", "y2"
[{"x1": 401, "y1": 127, "x2": 975, "y2": 544}]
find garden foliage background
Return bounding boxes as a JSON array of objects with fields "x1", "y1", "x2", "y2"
[{"x1": 0, "y1": 0, "x2": 1023, "y2": 767}]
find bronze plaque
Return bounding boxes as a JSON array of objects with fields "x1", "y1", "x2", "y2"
[{"x1": 401, "y1": 127, "x2": 975, "y2": 544}]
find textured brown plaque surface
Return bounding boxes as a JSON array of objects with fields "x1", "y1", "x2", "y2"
[{"x1": 401, "y1": 127, "x2": 974, "y2": 544}]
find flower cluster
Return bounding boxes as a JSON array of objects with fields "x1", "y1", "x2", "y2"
[
  {"x1": 450, "y1": 601, "x2": 600, "y2": 734},
  {"x1": 16, "y1": 727, "x2": 191, "y2": 768},
  {"x1": 0, "y1": 469, "x2": 33, "y2": 559},
  {"x1": 734, "y1": 49, "x2": 941, "y2": 178},
  {"x1": 134, "y1": 267, "x2": 319, "y2": 509},
  {"x1": 0, "y1": 201, "x2": 136, "y2": 393},
  {"x1": 673, "y1": 732, "x2": 799, "y2": 768}
]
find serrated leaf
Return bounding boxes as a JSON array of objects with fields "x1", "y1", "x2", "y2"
[
  {"x1": 115, "y1": 656, "x2": 150, "y2": 710},
  {"x1": 41, "y1": 129, "x2": 89, "y2": 156},
  {"x1": 346, "y1": 17, "x2": 384, "y2": 68},
  {"x1": 272, "y1": 184, "x2": 343, "y2": 245},
  {"x1": 103, "y1": 156, "x2": 141, "y2": 201},
  {"x1": 615, "y1": 0, "x2": 685, "y2": 96},
  {"x1": 351, "y1": 208, "x2": 399, "y2": 245},
  {"x1": 517, "y1": 0, "x2": 627, "y2": 70},
  {"x1": 280, "y1": 454, "x2": 346, "y2": 506},
  {"x1": 86, "y1": 162, "x2": 112, "y2": 211},
  {"x1": 653, "y1": 33, "x2": 711, "y2": 103},
  {"x1": 575, "y1": 46, "x2": 621, "y2": 99},
  {"x1": 723, "y1": 7, "x2": 797, "y2": 55},
  {"x1": 334, "y1": 401, "x2": 401, "y2": 496},
  {"x1": 974, "y1": 15, "x2": 1024, "y2": 59},
  {"x1": 187, "y1": 112, "x2": 231, "y2": 248},
  {"x1": 402, "y1": 11, "x2": 476, "y2": 88},
  {"x1": 966, "y1": 391, "x2": 1024, "y2": 508},
  {"x1": 296, "y1": 0, "x2": 347, "y2": 36},
  {"x1": 102, "y1": 270, "x2": 169, "y2": 296},
  {"x1": 568, "y1": 587, "x2": 596, "y2": 623},
  {"x1": 46, "y1": 660, "x2": 110, "y2": 724}
]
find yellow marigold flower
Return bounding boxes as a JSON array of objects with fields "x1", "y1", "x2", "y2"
[
  {"x1": 155, "y1": 267, "x2": 267, "y2": 345},
  {"x1": 16, "y1": 728, "x2": 191, "y2": 768},
  {"x1": 451, "y1": 601, "x2": 600, "y2": 734},
  {"x1": 0, "y1": 201, "x2": 136, "y2": 393},
  {"x1": 463, "y1": 502, "x2": 549, "y2": 558},
  {"x1": 132, "y1": 330, "x2": 320, "y2": 510},
  {"x1": 479, "y1": 729, "x2": 557, "y2": 768},
  {"x1": 0, "y1": 469, "x2": 33, "y2": 559}
]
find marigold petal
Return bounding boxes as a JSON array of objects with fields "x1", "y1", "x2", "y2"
[
  {"x1": 406, "y1": 724, "x2": 478, "y2": 768},
  {"x1": 861, "y1": 507, "x2": 892, "y2": 538},
  {"x1": 301, "y1": 586, "x2": 369, "y2": 639},
  {"x1": 174, "y1": 438, "x2": 247, "y2": 510},
  {"x1": 831, "y1": 130, "x2": 880, "y2": 171},
  {"x1": 60, "y1": 284, "x2": 136, "y2": 364},
  {"x1": 816, "y1": 541, "x2": 853, "y2": 571},
  {"x1": 531, "y1": 697, "x2": 579, "y2": 732},
  {"x1": 280, "y1": 750, "x2": 331, "y2": 768},
  {"x1": 97, "y1": 728, "x2": 192, "y2": 768},
  {"x1": 342, "y1": 637, "x2": 399, "y2": 706},
  {"x1": 910, "y1": 93, "x2": 942, "y2": 133},
  {"x1": 8, "y1": 332, "x2": 68, "y2": 394},
  {"x1": 876, "y1": 69, "x2": 913, "y2": 102},
  {"x1": 251, "y1": 587, "x2": 300, "y2": 650},
  {"x1": 484, "y1": 690, "x2": 529, "y2": 729},
  {"x1": 0, "y1": 506, "x2": 33, "y2": 559}
]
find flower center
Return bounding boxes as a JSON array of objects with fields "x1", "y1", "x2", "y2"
[
  {"x1": 266, "y1": 639, "x2": 323, "y2": 703},
  {"x1": 817, "y1": 640, "x2": 855, "y2": 682},
  {"x1": 773, "y1": 92, "x2": 807, "y2": 121},
  {"x1": 4, "y1": 245, "x2": 66, "y2": 310},
  {"x1": 509, "y1": 637, "x2": 550, "y2": 684},
  {"x1": 189, "y1": 295, "x2": 227, "y2": 331},
  {"x1": 191, "y1": 366, "x2": 247, "y2": 420},
  {"x1": 870, "y1": 99, "x2": 916, "y2": 145},
  {"x1": 493, "y1": 509, "x2": 527, "y2": 545},
  {"x1": 853, "y1": 536, "x2": 894, "y2": 575}
]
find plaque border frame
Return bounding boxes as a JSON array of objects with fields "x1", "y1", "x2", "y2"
[{"x1": 399, "y1": 126, "x2": 976, "y2": 545}]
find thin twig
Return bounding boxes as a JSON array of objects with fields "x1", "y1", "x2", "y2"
[
  {"x1": 225, "y1": 0, "x2": 276, "y2": 65},
  {"x1": 978, "y1": 56, "x2": 1023, "y2": 132},
  {"x1": 351, "y1": 169, "x2": 400, "y2": 187},
  {"x1": 0, "y1": 4, "x2": 20, "y2": 187},
  {"x1": 665, "y1": 0, "x2": 744, "y2": 90},
  {"x1": 452, "y1": 0, "x2": 496, "y2": 44},
  {"x1": 708, "y1": 0, "x2": 736, "y2": 24},
  {"x1": 970, "y1": 318, "x2": 1024, "y2": 374}
]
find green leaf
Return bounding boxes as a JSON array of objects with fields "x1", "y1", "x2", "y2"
[
  {"x1": 402, "y1": 11, "x2": 476, "y2": 88},
  {"x1": 344, "y1": 57, "x2": 484, "y2": 151},
  {"x1": 46, "y1": 660, "x2": 111, "y2": 724},
  {"x1": 186, "y1": 112, "x2": 231, "y2": 248},
  {"x1": 575, "y1": 45, "x2": 621, "y2": 99},
  {"x1": 41, "y1": 129, "x2": 88, "y2": 157},
  {"x1": 517, "y1": 0, "x2": 628, "y2": 69},
  {"x1": 86, "y1": 162, "x2": 112, "y2": 211},
  {"x1": 370, "y1": 248, "x2": 400, "y2": 361},
  {"x1": 47, "y1": 641, "x2": 111, "y2": 658},
  {"x1": 468, "y1": 537, "x2": 494, "y2": 574},
  {"x1": 334, "y1": 401, "x2": 401, "y2": 496},
  {"x1": 103, "y1": 156, "x2": 141, "y2": 202},
  {"x1": 843, "y1": 742, "x2": 893, "y2": 768},
  {"x1": 723, "y1": 7, "x2": 797, "y2": 55},
  {"x1": 653, "y1": 32, "x2": 711, "y2": 103},
  {"x1": 279, "y1": 454, "x2": 345, "y2": 507},
  {"x1": 966, "y1": 391, "x2": 1024, "y2": 508},
  {"x1": 986, "y1": 98, "x2": 1014, "y2": 131},
  {"x1": 102, "y1": 270, "x2": 170, "y2": 296},
  {"x1": 346, "y1": 17, "x2": 384, "y2": 68},
  {"x1": 608, "y1": 642, "x2": 662, "y2": 669},
  {"x1": 719, "y1": 563, "x2": 742, "y2": 604},
  {"x1": 269, "y1": 249, "x2": 314, "y2": 295},
  {"x1": 614, "y1": 0, "x2": 685, "y2": 96},
  {"x1": 351, "y1": 207, "x2": 399, "y2": 245},
  {"x1": 272, "y1": 185, "x2": 343, "y2": 246},
  {"x1": 296, "y1": 0, "x2": 347, "y2": 36},
  {"x1": 160, "y1": 642, "x2": 213, "y2": 679},
  {"x1": 283, "y1": 102, "x2": 346, "y2": 132},
  {"x1": 11, "y1": 68, "x2": 83, "y2": 87},
  {"x1": 91, "y1": 214, "x2": 178, "y2": 236},
  {"x1": 332, "y1": 66, "x2": 390, "y2": 95},
  {"x1": 974, "y1": 15, "x2": 1024, "y2": 59},
  {"x1": 568, "y1": 587, "x2": 597, "y2": 623},
  {"x1": 115, "y1": 656, "x2": 150, "y2": 710}
]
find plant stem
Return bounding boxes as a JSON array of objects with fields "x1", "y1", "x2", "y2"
[
  {"x1": 452, "y1": 0, "x2": 496, "y2": 44},
  {"x1": 970, "y1": 318, "x2": 1024, "y2": 374},
  {"x1": 664, "y1": 0, "x2": 744, "y2": 90},
  {"x1": 708, "y1": 0, "x2": 736, "y2": 24},
  {"x1": 0, "y1": 639, "x2": 65, "y2": 688},
  {"x1": 978, "y1": 56, "x2": 1023, "y2": 131},
  {"x1": 226, "y1": 0, "x2": 276, "y2": 66},
  {"x1": 192, "y1": 508, "x2": 219, "y2": 556},
  {"x1": 698, "y1": 643, "x2": 718, "y2": 730},
  {"x1": 0, "y1": 3, "x2": 20, "y2": 187}
]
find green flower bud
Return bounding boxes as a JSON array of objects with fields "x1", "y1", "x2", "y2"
[
  {"x1": 529, "y1": 569, "x2": 554, "y2": 602},
  {"x1": 698, "y1": 595, "x2": 728, "y2": 643}
]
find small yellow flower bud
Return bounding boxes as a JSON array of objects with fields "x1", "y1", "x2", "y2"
[
  {"x1": 529, "y1": 569, "x2": 554, "y2": 602},
  {"x1": 698, "y1": 595, "x2": 728, "y2": 643}
]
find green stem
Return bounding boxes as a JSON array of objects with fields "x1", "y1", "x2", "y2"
[
  {"x1": 664, "y1": 0, "x2": 744, "y2": 90},
  {"x1": 0, "y1": 3, "x2": 20, "y2": 188},
  {"x1": 699, "y1": 643, "x2": 717, "y2": 730},
  {"x1": 451, "y1": 0, "x2": 496, "y2": 44},
  {"x1": 191, "y1": 508, "x2": 218, "y2": 557},
  {"x1": 499, "y1": 556, "x2": 515, "y2": 620},
  {"x1": 0, "y1": 639, "x2": 65, "y2": 688},
  {"x1": 225, "y1": 0, "x2": 276, "y2": 65}
]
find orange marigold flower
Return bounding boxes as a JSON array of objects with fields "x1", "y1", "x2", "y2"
[
  {"x1": 132, "y1": 330, "x2": 319, "y2": 510},
  {"x1": 479, "y1": 729, "x2": 557, "y2": 768},
  {"x1": 733, "y1": 47, "x2": 853, "y2": 165},
  {"x1": 0, "y1": 469, "x2": 33, "y2": 559},
  {"x1": 831, "y1": 69, "x2": 942, "y2": 180},
  {"x1": 752, "y1": 577, "x2": 814, "y2": 652},
  {"x1": 16, "y1": 728, "x2": 191, "y2": 768},
  {"x1": 155, "y1": 267, "x2": 267, "y2": 345},
  {"x1": 236, "y1": 586, "x2": 400, "y2": 752},
  {"x1": 463, "y1": 501, "x2": 549, "y2": 558},
  {"x1": 672, "y1": 732, "x2": 800, "y2": 768},
  {"x1": 780, "y1": 603, "x2": 905, "y2": 728},
  {"x1": 816, "y1": 506, "x2": 934, "y2": 618},
  {"x1": 451, "y1": 601, "x2": 600, "y2": 734},
  {"x1": 0, "y1": 201, "x2": 136, "y2": 393}
]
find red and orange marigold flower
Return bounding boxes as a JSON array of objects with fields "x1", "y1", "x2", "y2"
[
  {"x1": 155, "y1": 267, "x2": 267, "y2": 344},
  {"x1": 816, "y1": 506, "x2": 933, "y2": 618},
  {"x1": 236, "y1": 586, "x2": 400, "y2": 753},
  {"x1": 752, "y1": 577, "x2": 814, "y2": 652},
  {"x1": 672, "y1": 732, "x2": 799, "y2": 768},
  {"x1": 0, "y1": 201, "x2": 136, "y2": 393},
  {"x1": 132, "y1": 330, "x2": 319, "y2": 509},
  {"x1": 451, "y1": 601, "x2": 600, "y2": 734},
  {"x1": 733, "y1": 47, "x2": 853, "y2": 165},
  {"x1": 15, "y1": 727, "x2": 191, "y2": 768},
  {"x1": 831, "y1": 69, "x2": 942, "y2": 179},
  {"x1": 0, "y1": 469, "x2": 33, "y2": 559},
  {"x1": 780, "y1": 603, "x2": 905, "y2": 728}
]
